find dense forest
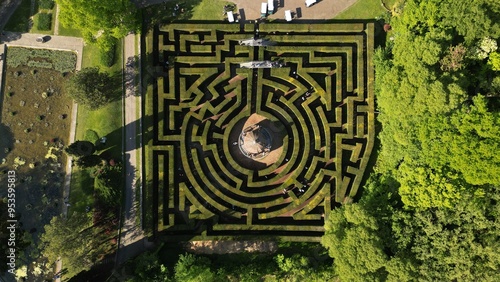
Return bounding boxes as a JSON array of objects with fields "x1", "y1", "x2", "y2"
[{"x1": 322, "y1": 0, "x2": 500, "y2": 281}]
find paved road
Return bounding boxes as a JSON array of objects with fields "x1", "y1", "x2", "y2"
[{"x1": 116, "y1": 33, "x2": 150, "y2": 266}]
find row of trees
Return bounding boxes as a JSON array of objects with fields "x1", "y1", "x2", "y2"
[
  {"x1": 322, "y1": 0, "x2": 500, "y2": 281},
  {"x1": 126, "y1": 245, "x2": 335, "y2": 282},
  {"x1": 37, "y1": 141, "x2": 123, "y2": 275}
]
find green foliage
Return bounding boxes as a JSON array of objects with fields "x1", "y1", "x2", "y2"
[
  {"x1": 56, "y1": 0, "x2": 140, "y2": 47},
  {"x1": 92, "y1": 161, "x2": 122, "y2": 206},
  {"x1": 74, "y1": 154, "x2": 102, "y2": 168},
  {"x1": 37, "y1": 13, "x2": 52, "y2": 30},
  {"x1": 99, "y1": 42, "x2": 116, "y2": 67},
  {"x1": 397, "y1": 162, "x2": 469, "y2": 209},
  {"x1": 6, "y1": 47, "x2": 76, "y2": 73},
  {"x1": 64, "y1": 140, "x2": 95, "y2": 157},
  {"x1": 174, "y1": 253, "x2": 216, "y2": 282},
  {"x1": 39, "y1": 0, "x2": 55, "y2": 10},
  {"x1": 65, "y1": 67, "x2": 115, "y2": 109},
  {"x1": 322, "y1": 176, "x2": 500, "y2": 281},
  {"x1": 488, "y1": 51, "x2": 500, "y2": 71},
  {"x1": 40, "y1": 213, "x2": 103, "y2": 275},
  {"x1": 130, "y1": 251, "x2": 169, "y2": 282},
  {"x1": 322, "y1": 204, "x2": 388, "y2": 281},
  {"x1": 375, "y1": 0, "x2": 500, "y2": 202},
  {"x1": 390, "y1": 192, "x2": 500, "y2": 281}
]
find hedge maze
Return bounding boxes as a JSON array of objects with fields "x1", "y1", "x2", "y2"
[{"x1": 145, "y1": 22, "x2": 375, "y2": 240}]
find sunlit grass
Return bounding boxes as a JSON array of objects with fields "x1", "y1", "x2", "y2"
[{"x1": 335, "y1": 0, "x2": 395, "y2": 20}]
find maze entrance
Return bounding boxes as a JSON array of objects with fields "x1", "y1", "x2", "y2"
[{"x1": 145, "y1": 22, "x2": 375, "y2": 240}]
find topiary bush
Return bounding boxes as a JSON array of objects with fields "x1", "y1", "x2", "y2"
[{"x1": 37, "y1": 13, "x2": 52, "y2": 31}]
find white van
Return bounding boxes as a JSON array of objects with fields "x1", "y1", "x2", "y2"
[
  {"x1": 305, "y1": 0, "x2": 317, "y2": 7},
  {"x1": 261, "y1": 2, "x2": 268, "y2": 17},
  {"x1": 268, "y1": 0, "x2": 275, "y2": 14},
  {"x1": 285, "y1": 10, "x2": 292, "y2": 22}
]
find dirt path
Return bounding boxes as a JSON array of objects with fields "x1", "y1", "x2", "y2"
[
  {"x1": 185, "y1": 240, "x2": 278, "y2": 254},
  {"x1": 53, "y1": 3, "x2": 60, "y2": 35}
]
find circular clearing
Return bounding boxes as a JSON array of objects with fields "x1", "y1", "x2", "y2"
[{"x1": 228, "y1": 113, "x2": 286, "y2": 170}]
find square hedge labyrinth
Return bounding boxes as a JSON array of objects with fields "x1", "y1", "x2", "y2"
[{"x1": 144, "y1": 22, "x2": 375, "y2": 240}]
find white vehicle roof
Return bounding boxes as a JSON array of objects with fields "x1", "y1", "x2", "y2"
[
  {"x1": 268, "y1": 0, "x2": 274, "y2": 10},
  {"x1": 261, "y1": 2, "x2": 268, "y2": 14},
  {"x1": 285, "y1": 10, "x2": 292, "y2": 22},
  {"x1": 305, "y1": 0, "x2": 317, "y2": 7},
  {"x1": 227, "y1": 11, "x2": 235, "y2": 22}
]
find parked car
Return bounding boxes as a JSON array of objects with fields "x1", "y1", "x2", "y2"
[{"x1": 36, "y1": 36, "x2": 50, "y2": 43}]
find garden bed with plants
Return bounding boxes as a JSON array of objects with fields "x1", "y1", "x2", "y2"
[{"x1": 0, "y1": 46, "x2": 76, "y2": 279}]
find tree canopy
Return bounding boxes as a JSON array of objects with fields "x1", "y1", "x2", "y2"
[
  {"x1": 321, "y1": 1, "x2": 500, "y2": 280},
  {"x1": 40, "y1": 213, "x2": 106, "y2": 275},
  {"x1": 65, "y1": 67, "x2": 116, "y2": 110},
  {"x1": 56, "y1": 0, "x2": 140, "y2": 49},
  {"x1": 375, "y1": 0, "x2": 500, "y2": 207},
  {"x1": 64, "y1": 140, "x2": 96, "y2": 158}
]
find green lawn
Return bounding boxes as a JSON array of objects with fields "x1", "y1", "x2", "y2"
[
  {"x1": 57, "y1": 23, "x2": 82, "y2": 37},
  {"x1": 191, "y1": 0, "x2": 234, "y2": 20},
  {"x1": 335, "y1": 0, "x2": 396, "y2": 20},
  {"x1": 70, "y1": 39, "x2": 124, "y2": 212}
]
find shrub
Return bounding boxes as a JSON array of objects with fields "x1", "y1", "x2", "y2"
[
  {"x1": 99, "y1": 44, "x2": 116, "y2": 67},
  {"x1": 37, "y1": 13, "x2": 52, "y2": 31},
  {"x1": 6, "y1": 47, "x2": 76, "y2": 73},
  {"x1": 65, "y1": 141, "x2": 96, "y2": 157},
  {"x1": 39, "y1": 0, "x2": 55, "y2": 10}
]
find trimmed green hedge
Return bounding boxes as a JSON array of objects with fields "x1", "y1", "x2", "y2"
[{"x1": 37, "y1": 13, "x2": 52, "y2": 30}]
